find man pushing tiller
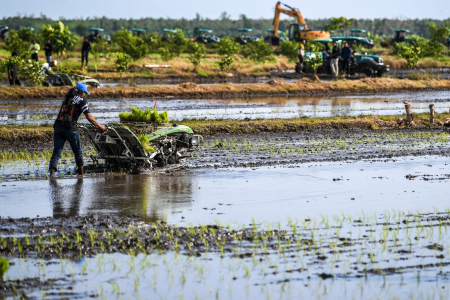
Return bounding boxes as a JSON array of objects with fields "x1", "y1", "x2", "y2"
[{"x1": 49, "y1": 83, "x2": 106, "y2": 176}]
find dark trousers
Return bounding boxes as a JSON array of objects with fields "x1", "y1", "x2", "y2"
[
  {"x1": 31, "y1": 53, "x2": 38, "y2": 61},
  {"x1": 49, "y1": 126, "x2": 84, "y2": 171},
  {"x1": 9, "y1": 77, "x2": 21, "y2": 86},
  {"x1": 342, "y1": 59, "x2": 351, "y2": 75},
  {"x1": 81, "y1": 52, "x2": 89, "y2": 67}
]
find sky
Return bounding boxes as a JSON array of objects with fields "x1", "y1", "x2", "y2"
[{"x1": 1, "y1": 0, "x2": 449, "y2": 20}]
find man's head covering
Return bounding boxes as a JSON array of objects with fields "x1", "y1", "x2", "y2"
[
  {"x1": 11, "y1": 51, "x2": 19, "y2": 57},
  {"x1": 76, "y1": 83, "x2": 90, "y2": 95},
  {"x1": 52, "y1": 60, "x2": 58, "y2": 66}
]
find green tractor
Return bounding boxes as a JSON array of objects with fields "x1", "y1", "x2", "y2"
[
  {"x1": 89, "y1": 27, "x2": 111, "y2": 43},
  {"x1": 0, "y1": 25, "x2": 9, "y2": 40},
  {"x1": 161, "y1": 28, "x2": 178, "y2": 42},
  {"x1": 264, "y1": 29, "x2": 287, "y2": 44},
  {"x1": 44, "y1": 73, "x2": 100, "y2": 88},
  {"x1": 234, "y1": 28, "x2": 260, "y2": 45},
  {"x1": 301, "y1": 39, "x2": 390, "y2": 77},
  {"x1": 194, "y1": 29, "x2": 220, "y2": 44}
]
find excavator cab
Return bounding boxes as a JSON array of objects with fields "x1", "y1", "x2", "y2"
[{"x1": 288, "y1": 24, "x2": 307, "y2": 42}]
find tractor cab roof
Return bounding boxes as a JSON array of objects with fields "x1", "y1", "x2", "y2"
[
  {"x1": 350, "y1": 29, "x2": 366, "y2": 33},
  {"x1": 332, "y1": 36, "x2": 369, "y2": 42},
  {"x1": 267, "y1": 29, "x2": 283, "y2": 33},
  {"x1": 197, "y1": 29, "x2": 213, "y2": 33},
  {"x1": 394, "y1": 29, "x2": 410, "y2": 33},
  {"x1": 132, "y1": 28, "x2": 146, "y2": 33},
  {"x1": 237, "y1": 28, "x2": 253, "y2": 32},
  {"x1": 21, "y1": 26, "x2": 35, "y2": 31},
  {"x1": 163, "y1": 29, "x2": 178, "y2": 33},
  {"x1": 89, "y1": 27, "x2": 104, "y2": 32}
]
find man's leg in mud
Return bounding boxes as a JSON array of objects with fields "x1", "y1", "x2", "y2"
[
  {"x1": 66, "y1": 130, "x2": 84, "y2": 174},
  {"x1": 49, "y1": 127, "x2": 66, "y2": 173}
]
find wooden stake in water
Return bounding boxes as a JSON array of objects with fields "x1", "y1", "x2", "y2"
[
  {"x1": 429, "y1": 104, "x2": 435, "y2": 124},
  {"x1": 405, "y1": 104, "x2": 414, "y2": 125}
]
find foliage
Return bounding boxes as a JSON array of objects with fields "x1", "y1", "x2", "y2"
[
  {"x1": 429, "y1": 22, "x2": 450, "y2": 44},
  {"x1": 3, "y1": 30, "x2": 28, "y2": 55},
  {"x1": 395, "y1": 42, "x2": 421, "y2": 68},
  {"x1": 241, "y1": 39, "x2": 274, "y2": 63},
  {"x1": 218, "y1": 37, "x2": 240, "y2": 56},
  {"x1": 1, "y1": 57, "x2": 45, "y2": 85},
  {"x1": 0, "y1": 257, "x2": 9, "y2": 278},
  {"x1": 91, "y1": 38, "x2": 109, "y2": 60},
  {"x1": 165, "y1": 28, "x2": 187, "y2": 57},
  {"x1": 114, "y1": 53, "x2": 130, "y2": 82},
  {"x1": 111, "y1": 29, "x2": 148, "y2": 61},
  {"x1": 143, "y1": 32, "x2": 161, "y2": 52},
  {"x1": 137, "y1": 133, "x2": 155, "y2": 153},
  {"x1": 40, "y1": 21, "x2": 77, "y2": 57},
  {"x1": 158, "y1": 47, "x2": 174, "y2": 61},
  {"x1": 18, "y1": 28, "x2": 38, "y2": 43},
  {"x1": 187, "y1": 42, "x2": 206, "y2": 69},
  {"x1": 407, "y1": 35, "x2": 442, "y2": 58},
  {"x1": 280, "y1": 40, "x2": 299, "y2": 62},
  {"x1": 305, "y1": 44, "x2": 323, "y2": 74},
  {"x1": 119, "y1": 106, "x2": 169, "y2": 124},
  {"x1": 218, "y1": 55, "x2": 234, "y2": 72},
  {"x1": 323, "y1": 17, "x2": 355, "y2": 32}
]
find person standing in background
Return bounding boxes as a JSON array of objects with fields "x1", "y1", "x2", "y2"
[
  {"x1": 30, "y1": 40, "x2": 40, "y2": 61},
  {"x1": 341, "y1": 42, "x2": 352, "y2": 76},
  {"x1": 297, "y1": 39, "x2": 306, "y2": 73},
  {"x1": 329, "y1": 41, "x2": 339, "y2": 76},
  {"x1": 7, "y1": 51, "x2": 21, "y2": 86},
  {"x1": 44, "y1": 39, "x2": 53, "y2": 63},
  {"x1": 81, "y1": 37, "x2": 91, "y2": 70}
]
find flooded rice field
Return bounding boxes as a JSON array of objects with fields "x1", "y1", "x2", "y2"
[
  {"x1": 2, "y1": 90, "x2": 450, "y2": 298},
  {"x1": 1, "y1": 90, "x2": 450, "y2": 125}
]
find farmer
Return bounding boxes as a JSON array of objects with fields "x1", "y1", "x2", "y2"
[
  {"x1": 81, "y1": 36, "x2": 91, "y2": 70},
  {"x1": 30, "y1": 40, "x2": 40, "y2": 61},
  {"x1": 7, "y1": 51, "x2": 21, "y2": 86},
  {"x1": 49, "y1": 83, "x2": 106, "y2": 176},
  {"x1": 41, "y1": 60, "x2": 58, "y2": 74},
  {"x1": 341, "y1": 42, "x2": 352, "y2": 76},
  {"x1": 297, "y1": 39, "x2": 306, "y2": 73},
  {"x1": 44, "y1": 39, "x2": 53, "y2": 63},
  {"x1": 329, "y1": 41, "x2": 339, "y2": 76}
]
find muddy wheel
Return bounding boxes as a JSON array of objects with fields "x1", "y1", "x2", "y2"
[{"x1": 361, "y1": 68, "x2": 374, "y2": 77}]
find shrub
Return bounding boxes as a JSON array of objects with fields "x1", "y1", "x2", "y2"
[
  {"x1": 111, "y1": 29, "x2": 148, "y2": 61},
  {"x1": 158, "y1": 47, "x2": 174, "y2": 61},
  {"x1": 280, "y1": 40, "x2": 299, "y2": 62},
  {"x1": 305, "y1": 44, "x2": 323, "y2": 74},
  {"x1": 242, "y1": 39, "x2": 274, "y2": 63},
  {"x1": 395, "y1": 42, "x2": 421, "y2": 68},
  {"x1": 3, "y1": 30, "x2": 28, "y2": 55},
  {"x1": 114, "y1": 53, "x2": 130, "y2": 83},
  {"x1": 41, "y1": 21, "x2": 77, "y2": 58},
  {"x1": 218, "y1": 55, "x2": 234, "y2": 72},
  {"x1": 218, "y1": 37, "x2": 241, "y2": 56},
  {"x1": 187, "y1": 42, "x2": 206, "y2": 70}
]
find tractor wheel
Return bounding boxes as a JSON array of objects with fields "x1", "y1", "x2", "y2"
[{"x1": 361, "y1": 68, "x2": 374, "y2": 77}]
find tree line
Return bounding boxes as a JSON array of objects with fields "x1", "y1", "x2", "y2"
[{"x1": 2, "y1": 15, "x2": 450, "y2": 38}]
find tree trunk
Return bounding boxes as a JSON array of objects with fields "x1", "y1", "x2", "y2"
[
  {"x1": 405, "y1": 104, "x2": 414, "y2": 125},
  {"x1": 429, "y1": 104, "x2": 435, "y2": 125}
]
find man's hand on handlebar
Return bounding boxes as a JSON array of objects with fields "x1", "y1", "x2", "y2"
[{"x1": 98, "y1": 125, "x2": 107, "y2": 132}]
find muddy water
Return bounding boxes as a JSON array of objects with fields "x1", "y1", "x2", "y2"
[
  {"x1": 1, "y1": 90, "x2": 449, "y2": 125},
  {"x1": 1, "y1": 155, "x2": 448, "y2": 224}
]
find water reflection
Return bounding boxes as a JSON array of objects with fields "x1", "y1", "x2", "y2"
[{"x1": 48, "y1": 174, "x2": 194, "y2": 222}]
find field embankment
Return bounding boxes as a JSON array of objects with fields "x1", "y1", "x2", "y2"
[
  {"x1": 2, "y1": 113, "x2": 449, "y2": 145},
  {"x1": 1, "y1": 78, "x2": 450, "y2": 100}
]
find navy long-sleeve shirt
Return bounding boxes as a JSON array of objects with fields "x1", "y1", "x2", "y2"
[{"x1": 341, "y1": 46, "x2": 352, "y2": 59}]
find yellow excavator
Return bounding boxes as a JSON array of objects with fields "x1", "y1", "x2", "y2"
[{"x1": 269, "y1": 1, "x2": 330, "y2": 45}]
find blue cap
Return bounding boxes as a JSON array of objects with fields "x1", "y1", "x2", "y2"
[{"x1": 76, "y1": 83, "x2": 90, "y2": 95}]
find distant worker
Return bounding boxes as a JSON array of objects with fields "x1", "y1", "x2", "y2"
[
  {"x1": 322, "y1": 42, "x2": 330, "y2": 60},
  {"x1": 30, "y1": 39, "x2": 40, "y2": 61},
  {"x1": 81, "y1": 37, "x2": 91, "y2": 70},
  {"x1": 341, "y1": 42, "x2": 352, "y2": 76},
  {"x1": 7, "y1": 51, "x2": 21, "y2": 86},
  {"x1": 44, "y1": 39, "x2": 53, "y2": 63},
  {"x1": 41, "y1": 60, "x2": 58, "y2": 74},
  {"x1": 329, "y1": 41, "x2": 339, "y2": 76},
  {"x1": 298, "y1": 39, "x2": 306, "y2": 73},
  {"x1": 49, "y1": 83, "x2": 106, "y2": 177}
]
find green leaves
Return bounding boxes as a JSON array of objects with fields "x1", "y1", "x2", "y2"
[
  {"x1": 41, "y1": 21, "x2": 77, "y2": 57},
  {"x1": 395, "y1": 42, "x2": 421, "y2": 68},
  {"x1": 306, "y1": 44, "x2": 323, "y2": 74},
  {"x1": 241, "y1": 39, "x2": 274, "y2": 64},
  {"x1": 218, "y1": 55, "x2": 234, "y2": 72},
  {"x1": 280, "y1": 40, "x2": 299, "y2": 62},
  {"x1": 429, "y1": 22, "x2": 450, "y2": 44},
  {"x1": 187, "y1": 42, "x2": 206, "y2": 70},
  {"x1": 3, "y1": 30, "x2": 28, "y2": 55},
  {"x1": 323, "y1": 17, "x2": 355, "y2": 32},
  {"x1": 111, "y1": 29, "x2": 149, "y2": 61},
  {"x1": 218, "y1": 37, "x2": 241, "y2": 56},
  {"x1": 0, "y1": 257, "x2": 9, "y2": 278},
  {"x1": 114, "y1": 53, "x2": 130, "y2": 81}
]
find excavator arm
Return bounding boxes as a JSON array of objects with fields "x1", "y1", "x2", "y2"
[{"x1": 273, "y1": 1, "x2": 309, "y2": 37}]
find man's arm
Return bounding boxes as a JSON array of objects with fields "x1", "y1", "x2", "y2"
[{"x1": 85, "y1": 112, "x2": 106, "y2": 131}]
